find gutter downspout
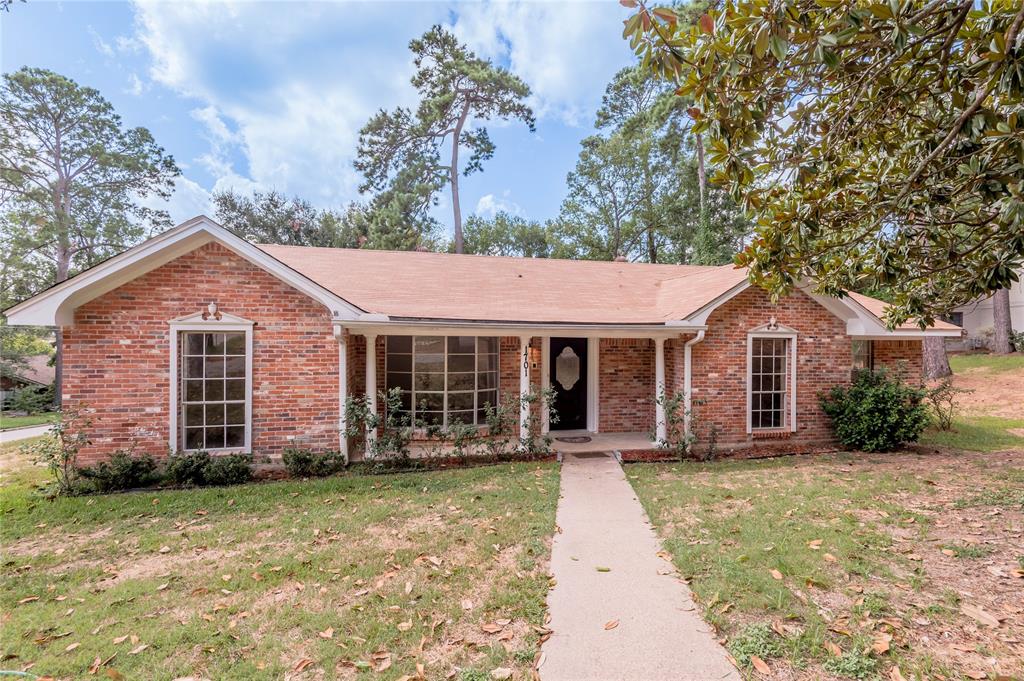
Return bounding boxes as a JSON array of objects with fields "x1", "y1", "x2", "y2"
[
  {"x1": 683, "y1": 330, "x2": 705, "y2": 437},
  {"x1": 332, "y1": 323, "x2": 349, "y2": 465}
]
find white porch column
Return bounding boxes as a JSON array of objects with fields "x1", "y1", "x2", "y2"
[
  {"x1": 365, "y1": 333, "x2": 378, "y2": 452},
  {"x1": 654, "y1": 337, "x2": 666, "y2": 443},
  {"x1": 333, "y1": 325, "x2": 349, "y2": 463},
  {"x1": 519, "y1": 335, "x2": 531, "y2": 439},
  {"x1": 540, "y1": 336, "x2": 550, "y2": 434}
]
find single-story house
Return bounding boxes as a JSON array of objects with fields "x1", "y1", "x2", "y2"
[
  {"x1": 4, "y1": 216, "x2": 960, "y2": 465},
  {"x1": 946, "y1": 269, "x2": 1022, "y2": 350},
  {"x1": 0, "y1": 354, "x2": 55, "y2": 406}
]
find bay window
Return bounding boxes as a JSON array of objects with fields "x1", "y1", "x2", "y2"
[{"x1": 385, "y1": 335, "x2": 499, "y2": 427}]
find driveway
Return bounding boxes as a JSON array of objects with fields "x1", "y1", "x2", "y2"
[
  {"x1": 541, "y1": 452, "x2": 739, "y2": 681},
  {"x1": 0, "y1": 424, "x2": 53, "y2": 444}
]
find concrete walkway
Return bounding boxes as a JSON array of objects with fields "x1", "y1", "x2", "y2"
[
  {"x1": 541, "y1": 452, "x2": 739, "y2": 681},
  {"x1": 0, "y1": 424, "x2": 52, "y2": 444}
]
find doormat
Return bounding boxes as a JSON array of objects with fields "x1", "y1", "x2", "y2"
[{"x1": 555, "y1": 436, "x2": 592, "y2": 444}]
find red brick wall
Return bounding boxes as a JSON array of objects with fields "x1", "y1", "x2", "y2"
[
  {"x1": 690, "y1": 287, "x2": 852, "y2": 449},
  {"x1": 64, "y1": 243, "x2": 338, "y2": 464},
  {"x1": 598, "y1": 338, "x2": 655, "y2": 433},
  {"x1": 874, "y1": 340, "x2": 924, "y2": 382}
]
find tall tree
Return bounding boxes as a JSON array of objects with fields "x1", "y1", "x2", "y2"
[
  {"x1": 991, "y1": 287, "x2": 1014, "y2": 354},
  {"x1": 355, "y1": 26, "x2": 534, "y2": 253},
  {"x1": 624, "y1": 1, "x2": 1024, "y2": 327},
  {"x1": 462, "y1": 212, "x2": 555, "y2": 258},
  {"x1": 0, "y1": 67, "x2": 179, "y2": 402},
  {"x1": 213, "y1": 189, "x2": 366, "y2": 248}
]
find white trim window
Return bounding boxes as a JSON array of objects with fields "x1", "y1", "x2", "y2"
[
  {"x1": 169, "y1": 310, "x2": 254, "y2": 452},
  {"x1": 385, "y1": 335, "x2": 498, "y2": 427},
  {"x1": 747, "y1": 324, "x2": 798, "y2": 433},
  {"x1": 851, "y1": 339, "x2": 874, "y2": 372}
]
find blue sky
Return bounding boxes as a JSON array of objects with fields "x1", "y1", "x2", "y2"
[{"x1": 1, "y1": 1, "x2": 637, "y2": 236}]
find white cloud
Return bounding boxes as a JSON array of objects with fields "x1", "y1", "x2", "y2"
[
  {"x1": 475, "y1": 191, "x2": 523, "y2": 219},
  {"x1": 125, "y1": 72, "x2": 145, "y2": 96},
  {"x1": 138, "y1": 174, "x2": 214, "y2": 226},
  {"x1": 88, "y1": 25, "x2": 115, "y2": 57}
]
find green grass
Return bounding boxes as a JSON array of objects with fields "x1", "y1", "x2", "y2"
[
  {"x1": 626, "y1": 452, "x2": 1021, "y2": 679},
  {"x1": 0, "y1": 411, "x2": 58, "y2": 430},
  {"x1": 0, "y1": 442, "x2": 559, "y2": 680},
  {"x1": 949, "y1": 353, "x2": 1024, "y2": 374},
  {"x1": 920, "y1": 415, "x2": 1024, "y2": 452}
]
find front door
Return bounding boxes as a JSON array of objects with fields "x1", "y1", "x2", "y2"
[{"x1": 549, "y1": 337, "x2": 587, "y2": 430}]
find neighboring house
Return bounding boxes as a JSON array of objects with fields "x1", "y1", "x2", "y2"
[
  {"x1": 0, "y1": 354, "x2": 55, "y2": 405},
  {"x1": 4, "y1": 216, "x2": 959, "y2": 465},
  {"x1": 947, "y1": 271, "x2": 1023, "y2": 349}
]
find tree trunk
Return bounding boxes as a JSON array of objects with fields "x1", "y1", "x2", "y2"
[
  {"x1": 53, "y1": 249, "x2": 71, "y2": 409},
  {"x1": 991, "y1": 287, "x2": 1013, "y2": 354},
  {"x1": 450, "y1": 103, "x2": 471, "y2": 254},
  {"x1": 923, "y1": 336, "x2": 952, "y2": 379}
]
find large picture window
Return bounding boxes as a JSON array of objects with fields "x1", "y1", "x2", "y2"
[
  {"x1": 749, "y1": 337, "x2": 789, "y2": 430},
  {"x1": 385, "y1": 335, "x2": 499, "y2": 427},
  {"x1": 181, "y1": 331, "x2": 248, "y2": 450}
]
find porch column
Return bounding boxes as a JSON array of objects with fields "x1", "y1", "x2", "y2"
[
  {"x1": 519, "y1": 335, "x2": 531, "y2": 440},
  {"x1": 540, "y1": 336, "x2": 550, "y2": 434},
  {"x1": 333, "y1": 324, "x2": 349, "y2": 463},
  {"x1": 364, "y1": 333, "x2": 378, "y2": 452},
  {"x1": 654, "y1": 336, "x2": 666, "y2": 443}
]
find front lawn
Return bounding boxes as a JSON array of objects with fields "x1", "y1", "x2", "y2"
[
  {"x1": 0, "y1": 411, "x2": 58, "y2": 430},
  {"x1": 0, "y1": 441, "x2": 559, "y2": 680},
  {"x1": 628, "y1": 451, "x2": 1024, "y2": 681},
  {"x1": 949, "y1": 353, "x2": 1024, "y2": 375}
]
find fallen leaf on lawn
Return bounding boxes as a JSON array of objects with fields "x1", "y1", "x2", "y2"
[
  {"x1": 405, "y1": 581, "x2": 413, "y2": 595},
  {"x1": 824, "y1": 641, "x2": 842, "y2": 656},
  {"x1": 158, "y1": 546, "x2": 171, "y2": 554},
  {"x1": 318, "y1": 628, "x2": 334, "y2": 640},
  {"x1": 461, "y1": 599, "x2": 473, "y2": 611},
  {"x1": 769, "y1": 569, "x2": 783, "y2": 580},
  {"x1": 490, "y1": 667, "x2": 513, "y2": 680},
  {"x1": 397, "y1": 621, "x2": 412, "y2": 632},
  {"x1": 961, "y1": 603, "x2": 1001, "y2": 628},
  {"x1": 823, "y1": 553, "x2": 837, "y2": 563},
  {"x1": 603, "y1": 619, "x2": 619, "y2": 630},
  {"x1": 963, "y1": 671, "x2": 987, "y2": 680},
  {"x1": 770, "y1": 621, "x2": 786, "y2": 637},
  {"x1": 656, "y1": 550, "x2": 672, "y2": 561},
  {"x1": 293, "y1": 658, "x2": 314, "y2": 672},
  {"x1": 808, "y1": 539, "x2": 823, "y2": 550},
  {"x1": 65, "y1": 642, "x2": 80, "y2": 652},
  {"x1": 105, "y1": 670, "x2": 125, "y2": 681},
  {"x1": 112, "y1": 635, "x2": 129, "y2": 645},
  {"x1": 889, "y1": 666, "x2": 907, "y2": 681},
  {"x1": 156, "y1": 583, "x2": 169, "y2": 591},
  {"x1": 18, "y1": 596, "x2": 39, "y2": 604},
  {"x1": 750, "y1": 655, "x2": 770, "y2": 675},
  {"x1": 480, "y1": 623, "x2": 503, "y2": 634},
  {"x1": 128, "y1": 644, "x2": 148, "y2": 655},
  {"x1": 872, "y1": 633, "x2": 892, "y2": 654},
  {"x1": 942, "y1": 549, "x2": 955, "y2": 557}
]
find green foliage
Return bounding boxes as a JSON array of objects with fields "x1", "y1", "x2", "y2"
[
  {"x1": 462, "y1": 212, "x2": 556, "y2": 258},
  {"x1": 728, "y1": 623, "x2": 784, "y2": 667},
  {"x1": 356, "y1": 25, "x2": 534, "y2": 252},
  {"x1": 20, "y1": 405, "x2": 91, "y2": 495},
  {"x1": 625, "y1": 2, "x2": 1024, "y2": 324},
  {"x1": 3, "y1": 384, "x2": 54, "y2": 413},
  {"x1": 164, "y1": 451, "x2": 253, "y2": 487},
  {"x1": 345, "y1": 387, "x2": 417, "y2": 466},
  {"x1": 822, "y1": 649, "x2": 878, "y2": 680},
  {"x1": 820, "y1": 368, "x2": 930, "y2": 452},
  {"x1": 1011, "y1": 330, "x2": 1024, "y2": 353},
  {"x1": 282, "y1": 448, "x2": 346, "y2": 478},
  {"x1": 926, "y1": 378, "x2": 972, "y2": 431},
  {"x1": 213, "y1": 189, "x2": 366, "y2": 248},
  {"x1": 78, "y1": 450, "x2": 161, "y2": 493}
]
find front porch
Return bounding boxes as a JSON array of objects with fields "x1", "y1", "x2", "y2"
[{"x1": 337, "y1": 326, "x2": 697, "y2": 461}]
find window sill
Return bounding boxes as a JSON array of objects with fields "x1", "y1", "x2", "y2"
[{"x1": 751, "y1": 429, "x2": 791, "y2": 440}]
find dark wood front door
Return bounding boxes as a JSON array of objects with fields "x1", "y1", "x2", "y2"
[{"x1": 549, "y1": 337, "x2": 587, "y2": 430}]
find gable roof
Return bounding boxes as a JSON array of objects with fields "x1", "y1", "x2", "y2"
[
  {"x1": 3, "y1": 215, "x2": 960, "y2": 336},
  {"x1": 2, "y1": 354, "x2": 55, "y2": 387}
]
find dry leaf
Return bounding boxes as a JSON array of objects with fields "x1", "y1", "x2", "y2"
[
  {"x1": 65, "y1": 642, "x2": 80, "y2": 652},
  {"x1": 963, "y1": 672, "x2": 987, "y2": 680},
  {"x1": 397, "y1": 621, "x2": 412, "y2": 632},
  {"x1": 750, "y1": 655, "x2": 771, "y2": 675},
  {"x1": 461, "y1": 599, "x2": 473, "y2": 611},
  {"x1": 318, "y1": 628, "x2": 334, "y2": 640},
  {"x1": 889, "y1": 666, "x2": 907, "y2": 681},
  {"x1": 961, "y1": 603, "x2": 1001, "y2": 628},
  {"x1": 872, "y1": 633, "x2": 892, "y2": 654},
  {"x1": 807, "y1": 539, "x2": 823, "y2": 550},
  {"x1": 823, "y1": 553, "x2": 837, "y2": 563},
  {"x1": 824, "y1": 641, "x2": 842, "y2": 656},
  {"x1": 480, "y1": 623, "x2": 503, "y2": 634},
  {"x1": 769, "y1": 569, "x2": 783, "y2": 580},
  {"x1": 128, "y1": 644, "x2": 148, "y2": 655},
  {"x1": 293, "y1": 658, "x2": 314, "y2": 672},
  {"x1": 603, "y1": 619, "x2": 619, "y2": 630}
]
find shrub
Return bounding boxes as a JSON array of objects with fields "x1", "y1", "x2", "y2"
[
  {"x1": 164, "y1": 451, "x2": 253, "y2": 486},
  {"x1": 728, "y1": 623, "x2": 784, "y2": 667},
  {"x1": 1010, "y1": 330, "x2": 1024, "y2": 353},
  {"x1": 282, "y1": 448, "x2": 345, "y2": 477},
  {"x1": 5, "y1": 384, "x2": 54, "y2": 413},
  {"x1": 345, "y1": 387, "x2": 415, "y2": 465},
  {"x1": 820, "y1": 368, "x2": 929, "y2": 452},
  {"x1": 203, "y1": 454, "x2": 253, "y2": 486},
  {"x1": 21, "y1": 405, "x2": 92, "y2": 496},
  {"x1": 926, "y1": 378, "x2": 972, "y2": 431},
  {"x1": 79, "y1": 450, "x2": 161, "y2": 493},
  {"x1": 164, "y1": 451, "x2": 213, "y2": 487}
]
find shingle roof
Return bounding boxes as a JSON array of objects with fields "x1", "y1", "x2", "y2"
[{"x1": 258, "y1": 244, "x2": 743, "y2": 324}]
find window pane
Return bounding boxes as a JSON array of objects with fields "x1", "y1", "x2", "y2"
[
  {"x1": 225, "y1": 426, "x2": 245, "y2": 448},
  {"x1": 414, "y1": 353, "x2": 444, "y2": 372},
  {"x1": 447, "y1": 410, "x2": 474, "y2": 426},
  {"x1": 186, "y1": 333, "x2": 205, "y2": 355},
  {"x1": 448, "y1": 392, "x2": 474, "y2": 411},
  {"x1": 415, "y1": 336, "x2": 444, "y2": 353},
  {"x1": 478, "y1": 390, "x2": 498, "y2": 409},
  {"x1": 206, "y1": 403, "x2": 225, "y2": 426},
  {"x1": 206, "y1": 427, "x2": 225, "y2": 449},
  {"x1": 478, "y1": 337, "x2": 498, "y2": 354},
  {"x1": 477, "y1": 354, "x2": 498, "y2": 371},
  {"x1": 205, "y1": 357, "x2": 225, "y2": 378},
  {"x1": 448, "y1": 354, "x2": 475, "y2": 372},
  {"x1": 417, "y1": 393, "x2": 444, "y2": 412},
  {"x1": 387, "y1": 335, "x2": 412, "y2": 353},
  {"x1": 386, "y1": 372, "x2": 412, "y2": 391},
  {"x1": 226, "y1": 402, "x2": 245, "y2": 425},
  {"x1": 186, "y1": 357, "x2": 204, "y2": 378},
  {"x1": 225, "y1": 333, "x2": 246, "y2": 355},
  {"x1": 185, "y1": 404, "x2": 204, "y2": 427},
  {"x1": 420, "y1": 411, "x2": 443, "y2": 426},
  {"x1": 414, "y1": 373, "x2": 444, "y2": 391},
  {"x1": 185, "y1": 380, "x2": 204, "y2": 402},
  {"x1": 205, "y1": 379, "x2": 225, "y2": 401},
  {"x1": 225, "y1": 356, "x2": 245, "y2": 378},
  {"x1": 750, "y1": 337, "x2": 788, "y2": 430},
  {"x1": 478, "y1": 371, "x2": 497, "y2": 390},
  {"x1": 398, "y1": 391, "x2": 412, "y2": 411},
  {"x1": 387, "y1": 353, "x2": 412, "y2": 372},
  {"x1": 205, "y1": 333, "x2": 225, "y2": 354},
  {"x1": 225, "y1": 379, "x2": 245, "y2": 401},
  {"x1": 447, "y1": 372, "x2": 475, "y2": 390},
  {"x1": 185, "y1": 428, "x2": 204, "y2": 450},
  {"x1": 448, "y1": 336, "x2": 475, "y2": 353}
]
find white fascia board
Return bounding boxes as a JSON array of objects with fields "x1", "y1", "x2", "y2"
[
  {"x1": 342, "y1": 319, "x2": 701, "y2": 338},
  {"x1": 4, "y1": 215, "x2": 362, "y2": 326},
  {"x1": 682, "y1": 280, "x2": 752, "y2": 326}
]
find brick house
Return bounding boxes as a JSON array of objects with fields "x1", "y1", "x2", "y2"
[{"x1": 4, "y1": 216, "x2": 959, "y2": 465}]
